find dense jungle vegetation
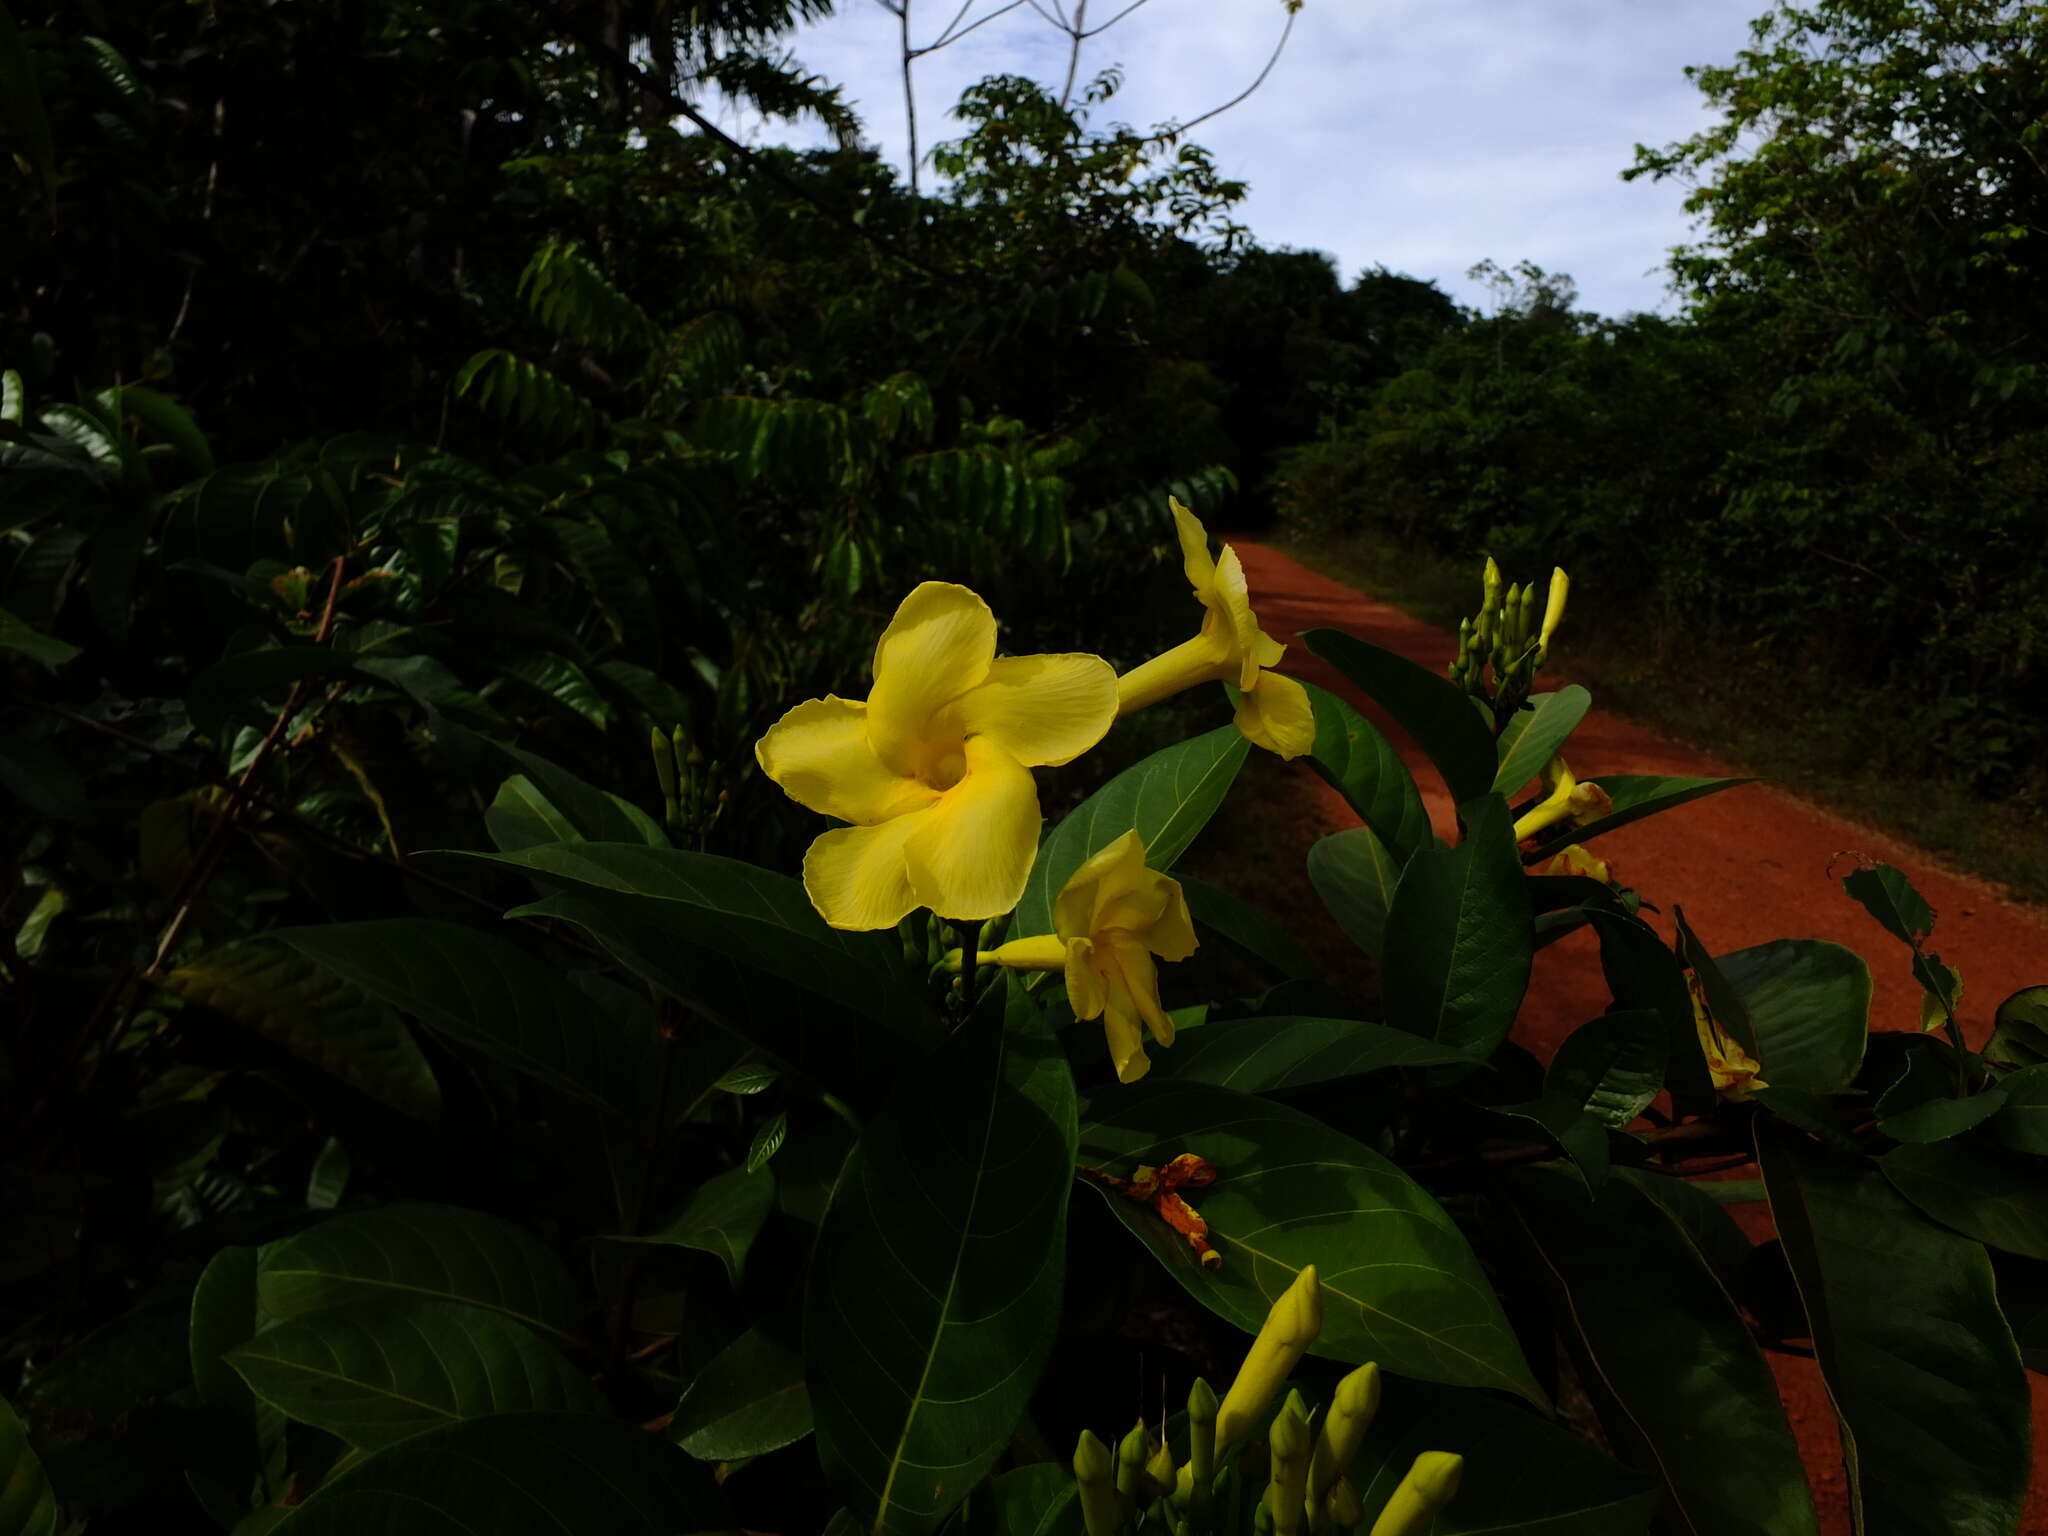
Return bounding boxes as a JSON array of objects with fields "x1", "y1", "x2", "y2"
[{"x1": 3, "y1": 0, "x2": 2046, "y2": 1533}]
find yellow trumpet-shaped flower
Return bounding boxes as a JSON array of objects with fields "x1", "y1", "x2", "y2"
[
  {"x1": 1689, "y1": 973, "x2": 1767, "y2": 1100},
  {"x1": 1368, "y1": 1452, "x2": 1463, "y2": 1536},
  {"x1": 977, "y1": 829, "x2": 1198, "y2": 1082},
  {"x1": 756, "y1": 581, "x2": 1117, "y2": 930},
  {"x1": 1538, "y1": 842, "x2": 1611, "y2": 885},
  {"x1": 1511, "y1": 756, "x2": 1613, "y2": 845},
  {"x1": 1116, "y1": 499, "x2": 1315, "y2": 760},
  {"x1": 1215, "y1": 1265, "x2": 1323, "y2": 1456}
]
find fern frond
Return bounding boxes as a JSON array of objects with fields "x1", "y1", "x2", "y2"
[
  {"x1": 515, "y1": 242, "x2": 657, "y2": 352},
  {"x1": 453, "y1": 350, "x2": 601, "y2": 442}
]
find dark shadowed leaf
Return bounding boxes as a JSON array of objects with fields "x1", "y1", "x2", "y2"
[
  {"x1": 1493, "y1": 685, "x2": 1591, "y2": 797},
  {"x1": 1177, "y1": 875, "x2": 1314, "y2": 979},
  {"x1": 1718, "y1": 939, "x2": 1870, "y2": 1093},
  {"x1": 1306, "y1": 827, "x2": 1402, "y2": 966},
  {"x1": 1300, "y1": 680, "x2": 1431, "y2": 862},
  {"x1": 1078, "y1": 1081, "x2": 1542, "y2": 1404},
  {"x1": 1527, "y1": 775, "x2": 1753, "y2": 862},
  {"x1": 603, "y1": 1167, "x2": 774, "y2": 1285},
  {"x1": 1300, "y1": 629, "x2": 1496, "y2": 804},
  {"x1": 671, "y1": 1325, "x2": 812, "y2": 1463},
  {"x1": 953, "y1": 1463, "x2": 1082, "y2": 1536},
  {"x1": 1016, "y1": 727, "x2": 1249, "y2": 936},
  {"x1": 1546, "y1": 1010, "x2": 1663, "y2": 1129},
  {"x1": 1154, "y1": 1015, "x2": 1472, "y2": 1092},
  {"x1": 1881, "y1": 1138, "x2": 2048, "y2": 1260},
  {"x1": 1993, "y1": 1064, "x2": 2048, "y2": 1154},
  {"x1": 0, "y1": 1394, "x2": 58, "y2": 1536},
  {"x1": 1839, "y1": 863, "x2": 1934, "y2": 948}
]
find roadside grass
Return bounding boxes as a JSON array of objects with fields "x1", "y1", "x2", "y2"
[{"x1": 1278, "y1": 529, "x2": 2048, "y2": 912}]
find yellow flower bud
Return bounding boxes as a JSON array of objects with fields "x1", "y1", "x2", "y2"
[
  {"x1": 1073, "y1": 1428, "x2": 1125, "y2": 1536},
  {"x1": 1537, "y1": 566, "x2": 1568, "y2": 661},
  {"x1": 1116, "y1": 1419, "x2": 1156, "y2": 1500},
  {"x1": 1309, "y1": 1362, "x2": 1381, "y2": 1507},
  {"x1": 1267, "y1": 1390, "x2": 1312, "y2": 1536},
  {"x1": 1216, "y1": 1266, "x2": 1323, "y2": 1454},
  {"x1": 1326, "y1": 1476, "x2": 1365, "y2": 1529},
  {"x1": 1368, "y1": 1451, "x2": 1463, "y2": 1536}
]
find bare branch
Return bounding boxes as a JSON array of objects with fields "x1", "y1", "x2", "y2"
[
  {"x1": 1164, "y1": 4, "x2": 1296, "y2": 138},
  {"x1": 913, "y1": 0, "x2": 1034, "y2": 54},
  {"x1": 1078, "y1": 0, "x2": 1154, "y2": 39},
  {"x1": 1058, "y1": 0, "x2": 1087, "y2": 108}
]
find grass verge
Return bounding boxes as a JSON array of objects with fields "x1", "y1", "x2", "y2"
[{"x1": 1278, "y1": 529, "x2": 2048, "y2": 912}]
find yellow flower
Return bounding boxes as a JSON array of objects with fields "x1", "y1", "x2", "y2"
[
  {"x1": 1115, "y1": 499, "x2": 1315, "y2": 760},
  {"x1": 1215, "y1": 1264, "x2": 1322, "y2": 1455},
  {"x1": 1511, "y1": 755, "x2": 1613, "y2": 845},
  {"x1": 979, "y1": 829, "x2": 1197, "y2": 1082},
  {"x1": 1538, "y1": 842, "x2": 1611, "y2": 884},
  {"x1": 755, "y1": 582, "x2": 1117, "y2": 930},
  {"x1": 1688, "y1": 973, "x2": 1767, "y2": 1100}
]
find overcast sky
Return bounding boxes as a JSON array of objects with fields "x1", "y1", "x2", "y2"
[{"x1": 746, "y1": 0, "x2": 1764, "y2": 316}]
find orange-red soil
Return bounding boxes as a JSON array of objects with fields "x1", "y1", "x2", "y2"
[{"x1": 1226, "y1": 539, "x2": 2048, "y2": 1533}]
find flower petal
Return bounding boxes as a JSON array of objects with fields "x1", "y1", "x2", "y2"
[
  {"x1": 1143, "y1": 877, "x2": 1199, "y2": 963},
  {"x1": 756, "y1": 695, "x2": 937, "y2": 824},
  {"x1": 1054, "y1": 828, "x2": 1149, "y2": 940},
  {"x1": 1108, "y1": 936, "x2": 1178, "y2": 1047},
  {"x1": 1100, "y1": 978, "x2": 1152, "y2": 1083},
  {"x1": 1172, "y1": 497, "x2": 1218, "y2": 602},
  {"x1": 866, "y1": 582, "x2": 996, "y2": 775},
  {"x1": 1212, "y1": 546, "x2": 1268, "y2": 690},
  {"x1": 1065, "y1": 935, "x2": 1107, "y2": 1020},
  {"x1": 802, "y1": 811, "x2": 930, "y2": 930},
  {"x1": 948, "y1": 653, "x2": 1118, "y2": 768},
  {"x1": 903, "y1": 736, "x2": 1040, "y2": 921},
  {"x1": 1235, "y1": 670, "x2": 1316, "y2": 760}
]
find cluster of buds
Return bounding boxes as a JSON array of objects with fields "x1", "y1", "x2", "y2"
[
  {"x1": 649, "y1": 725, "x2": 727, "y2": 848},
  {"x1": 1069, "y1": 1268, "x2": 1463, "y2": 1535},
  {"x1": 904, "y1": 910, "x2": 1008, "y2": 1008},
  {"x1": 1449, "y1": 558, "x2": 1568, "y2": 723}
]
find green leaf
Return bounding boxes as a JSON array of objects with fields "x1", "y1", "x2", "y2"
[
  {"x1": 0, "y1": 1394, "x2": 58, "y2": 1536},
  {"x1": 1300, "y1": 629, "x2": 1496, "y2": 804},
  {"x1": 1300, "y1": 680, "x2": 1431, "y2": 862},
  {"x1": 1306, "y1": 826, "x2": 1402, "y2": 967},
  {"x1": 1717, "y1": 939, "x2": 1870, "y2": 1094},
  {"x1": 1493, "y1": 684, "x2": 1591, "y2": 796},
  {"x1": 305, "y1": 1139, "x2": 350, "y2": 1210},
  {"x1": 496, "y1": 651, "x2": 614, "y2": 729},
  {"x1": 1674, "y1": 907, "x2": 1756, "y2": 1057},
  {"x1": 745, "y1": 1111, "x2": 788, "y2": 1173},
  {"x1": 1077, "y1": 1081, "x2": 1542, "y2": 1404},
  {"x1": 807, "y1": 980, "x2": 1075, "y2": 1533},
  {"x1": 671, "y1": 1325, "x2": 812, "y2": 1462},
  {"x1": 258, "y1": 1205, "x2": 583, "y2": 1344},
  {"x1": 1986, "y1": 985, "x2": 2048, "y2": 1068},
  {"x1": 486, "y1": 743, "x2": 665, "y2": 850},
  {"x1": 1545, "y1": 1010, "x2": 1664, "y2": 1129},
  {"x1": 267, "y1": 920, "x2": 658, "y2": 1117},
  {"x1": 1588, "y1": 911, "x2": 1713, "y2": 1111},
  {"x1": 952, "y1": 1464, "x2": 1082, "y2": 1536},
  {"x1": 96, "y1": 386, "x2": 213, "y2": 476},
  {"x1": 1153, "y1": 1015, "x2": 1472, "y2": 1091},
  {"x1": 227, "y1": 1300, "x2": 602, "y2": 1450},
  {"x1": 1993, "y1": 1064, "x2": 2048, "y2": 1154},
  {"x1": 1623, "y1": 1170, "x2": 1756, "y2": 1301},
  {"x1": 1503, "y1": 1165, "x2": 1819, "y2": 1536},
  {"x1": 1015, "y1": 727, "x2": 1249, "y2": 936},
  {"x1": 160, "y1": 938, "x2": 440, "y2": 1121},
  {"x1": 0, "y1": 608, "x2": 77, "y2": 670},
  {"x1": 605, "y1": 1167, "x2": 773, "y2": 1285},
  {"x1": 272, "y1": 1412, "x2": 728, "y2": 1534},
  {"x1": 1345, "y1": 1375, "x2": 1655, "y2": 1534},
  {"x1": 1379, "y1": 794, "x2": 1532, "y2": 1058},
  {"x1": 1758, "y1": 1122, "x2": 2029, "y2": 1534},
  {"x1": 1881, "y1": 1138, "x2": 2048, "y2": 1260},
  {"x1": 1526, "y1": 774, "x2": 1754, "y2": 861},
  {"x1": 1839, "y1": 862, "x2": 1934, "y2": 949},
  {"x1": 1878, "y1": 1067, "x2": 2006, "y2": 1143},
  {"x1": 1177, "y1": 875, "x2": 1314, "y2": 980}
]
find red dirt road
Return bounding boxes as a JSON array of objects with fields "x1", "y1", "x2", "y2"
[{"x1": 1229, "y1": 540, "x2": 2048, "y2": 1533}]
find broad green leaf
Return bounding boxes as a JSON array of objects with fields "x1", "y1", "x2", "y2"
[
  {"x1": 1306, "y1": 826, "x2": 1402, "y2": 966},
  {"x1": 268, "y1": 920, "x2": 658, "y2": 1116},
  {"x1": 1300, "y1": 680, "x2": 1431, "y2": 861},
  {"x1": 1077, "y1": 1081, "x2": 1543, "y2": 1404},
  {"x1": 953, "y1": 1464, "x2": 1081, "y2": 1535},
  {"x1": 671, "y1": 1325, "x2": 812, "y2": 1462},
  {"x1": 1758, "y1": 1122, "x2": 2029, "y2": 1534},
  {"x1": 603, "y1": 1167, "x2": 773, "y2": 1285},
  {"x1": 1177, "y1": 875, "x2": 1314, "y2": 980},
  {"x1": 1016, "y1": 727, "x2": 1249, "y2": 936},
  {"x1": 1154, "y1": 1015, "x2": 1472, "y2": 1091},
  {"x1": 1493, "y1": 684, "x2": 1591, "y2": 796},
  {"x1": 272, "y1": 1412, "x2": 728, "y2": 1534},
  {"x1": 1504, "y1": 1166, "x2": 1818, "y2": 1536},
  {"x1": 227, "y1": 1300, "x2": 601, "y2": 1449},
  {"x1": 1877, "y1": 1052, "x2": 2006, "y2": 1142},
  {"x1": 1839, "y1": 862, "x2": 1933, "y2": 948},
  {"x1": 1545, "y1": 1010, "x2": 1664, "y2": 1129},
  {"x1": 258, "y1": 1205, "x2": 583, "y2": 1343},
  {"x1": 1674, "y1": 907, "x2": 1757, "y2": 1057},
  {"x1": 1490, "y1": 1100, "x2": 1611, "y2": 1189},
  {"x1": 807, "y1": 981, "x2": 1075, "y2": 1534},
  {"x1": 0, "y1": 1395, "x2": 58, "y2": 1536},
  {"x1": 1379, "y1": 795, "x2": 1532, "y2": 1058},
  {"x1": 1993, "y1": 1064, "x2": 2048, "y2": 1154},
  {"x1": 1527, "y1": 774, "x2": 1754, "y2": 861},
  {"x1": 1588, "y1": 911, "x2": 1711, "y2": 1112},
  {"x1": 97, "y1": 385, "x2": 214, "y2": 476},
  {"x1": 160, "y1": 938, "x2": 440, "y2": 1121},
  {"x1": 1344, "y1": 1375, "x2": 1656, "y2": 1534},
  {"x1": 1985, "y1": 985, "x2": 2048, "y2": 1068},
  {"x1": 486, "y1": 743, "x2": 664, "y2": 850},
  {"x1": 1623, "y1": 1170, "x2": 1756, "y2": 1302},
  {"x1": 1300, "y1": 629, "x2": 1496, "y2": 804},
  {"x1": 1717, "y1": 939, "x2": 1870, "y2": 1093},
  {"x1": 497, "y1": 651, "x2": 614, "y2": 729},
  {"x1": 0, "y1": 608, "x2": 77, "y2": 670},
  {"x1": 1881, "y1": 1139, "x2": 2048, "y2": 1259},
  {"x1": 188, "y1": 1245, "x2": 287, "y2": 1512}
]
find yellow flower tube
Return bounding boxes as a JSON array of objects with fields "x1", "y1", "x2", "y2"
[
  {"x1": 1115, "y1": 499, "x2": 1315, "y2": 760},
  {"x1": 974, "y1": 829, "x2": 1198, "y2": 1082},
  {"x1": 1215, "y1": 1265, "x2": 1323, "y2": 1455},
  {"x1": 1368, "y1": 1451, "x2": 1463, "y2": 1536},
  {"x1": 1511, "y1": 756, "x2": 1613, "y2": 845},
  {"x1": 755, "y1": 582, "x2": 1117, "y2": 930}
]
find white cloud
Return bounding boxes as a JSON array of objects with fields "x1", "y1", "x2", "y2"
[{"x1": 753, "y1": 0, "x2": 1760, "y2": 315}]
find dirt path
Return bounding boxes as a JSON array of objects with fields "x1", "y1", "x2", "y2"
[{"x1": 1228, "y1": 540, "x2": 2048, "y2": 1534}]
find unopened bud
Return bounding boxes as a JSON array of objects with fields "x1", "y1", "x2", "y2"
[
  {"x1": 1074, "y1": 1429, "x2": 1124, "y2": 1536},
  {"x1": 1309, "y1": 1363, "x2": 1380, "y2": 1507},
  {"x1": 1367, "y1": 1452, "x2": 1463, "y2": 1536},
  {"x1": 1217, "y1": 1267, "x2": 1323, "y2": 1455}
]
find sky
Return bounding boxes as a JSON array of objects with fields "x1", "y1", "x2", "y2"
[{"x1": 737, "y1": 0, "x2": 1766, "y2": 317}]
